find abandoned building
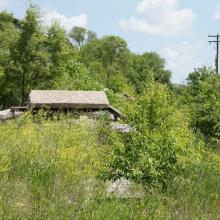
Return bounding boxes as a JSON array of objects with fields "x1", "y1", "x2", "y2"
[{"x1": 0, "y1": 90, "x2": 122, "y2": 121}]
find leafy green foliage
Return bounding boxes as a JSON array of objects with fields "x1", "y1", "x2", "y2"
[
  {"x1": 3, "y1": 5, "x2": 51, "y2": 105},
  {"x1": 1, "y1": 3, "x2": 220, "y2": 220},
  {"x1": 46, "y1": 22, "x2": 76, "y2": 84},
  {"x1": 101, "y1": 80, "x2": 203, "y2": 189},
  {"x1": 181, "y1": 67, "x2": 220, "y2": 144},
  {"x1": 69, "y1": 26, "x2": 97, "y2": 49},
  {"x1": 80, "y1": 36, "x2": 130, "y2": 80},
  {"x1": 69, "y1": 26, "x2": 87, "y2": 49},
  {"x1": 0, "y1": 12, "x2": 20, "y2": 107},
  {"x1": 131, "y1": 52, "x2": 172, "y2": 92},
  {"x1": 54, "y1": 62, "x2": 103, "y2": 90},
  {"x1": 0, "y1": 5, "x2": 172, "y2": 109}
]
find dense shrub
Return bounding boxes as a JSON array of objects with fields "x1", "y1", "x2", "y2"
[
  {"x1": 174, "y1": 67, "x2": 220, "y2": 146},
  {"x1": 101, "y1": 81, "x2": 203, "y2": 189},
  {"x1": 195, "y1": 77, "x2": 220, "y2": 143}
]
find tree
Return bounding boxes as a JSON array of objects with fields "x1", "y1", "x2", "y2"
[
  {"x1": 46, "y1": 22, "x2": 77, "y2": 86},
  {"x1": 81, "y1": 36, "x2": 128, "y2": 66},
  {"x1": 101, "y1": 80, "x2": 201, "y2": 189},
  {"x1": 54, "y1": 62, "x2": 102, "y2": 91},
  {"x1": 0, "y1": 12, "x2": 19, "y2": 67},
  {"x1": 11, "y1": 5, "x2": 51, "y2": 105},
  {"x1": 186, "y1": 66, "x2": 215, "y2": 95},
  {"x1": 131, "y1": 52, "x2": 171, "y2": 92},
  {"x1": 87, "y1": 30, "x2": 97, "y2": 42},
  {"x1": 183, "y1": 67, "x2": 220, "y2": 143},
  {"x1": 98, "y1": 36, "x2": 128, "y2": 69},
  {"x1": 69, "y1": 26, "x2": 87, "y2": 49},
  {"x1": 80, "y1": 36, "x2": 129, "y2": 79},
  {"x1": 0, "y1": 7, "x2": 79, "y2": 107},
  {"x1": 0, "y1": 12, "x2": 20, "y2": 107}
]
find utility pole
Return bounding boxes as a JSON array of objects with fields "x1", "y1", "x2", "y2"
[{"x1": 209, "y1": 34, "x2": 220, "y2": 73}]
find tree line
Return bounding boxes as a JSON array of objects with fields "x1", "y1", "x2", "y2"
[{"x1": 0, "y1": 5, "x2": 171, "y2": 108}]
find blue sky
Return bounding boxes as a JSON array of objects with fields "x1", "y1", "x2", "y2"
[{"x1": 1, "y1": 0, "x2": 220, "y2": 83}]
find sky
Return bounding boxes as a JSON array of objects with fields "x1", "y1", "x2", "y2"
[{"x1": 1, "y1": 0, "x2": 220, "y2": 84}]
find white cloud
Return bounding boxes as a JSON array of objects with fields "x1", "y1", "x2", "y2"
[
  {"x1": 0, "y1": 0, "x2": 8, "y2": 9},
  {"x1": 213, "y1": 5, "x2": 220, "y2": 20},
  {"x1": 160, "y1": 42, "x2": 202, "y2": 83},
  {"x1": 43, "y1": 9, "x2": 87, "y2": 32},
  {"x1": 120, "y1": 0, "x2": 195, "y2": 36}
]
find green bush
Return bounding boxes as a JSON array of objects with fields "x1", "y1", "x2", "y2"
[
  {"x1": 188, "y1": 71, "x2": 220, "y2": 143},
  {"x1": 101, "y1": 80, "x2": 203, "y2": 189},
  {"x1": 177, "y1": 67, "x2": 220, "y2": 146}
]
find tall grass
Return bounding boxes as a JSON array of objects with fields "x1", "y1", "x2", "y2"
[
  {"x1": 0, "y1": 114, "x2": 108, "y2": 219},
  {"x1": 0, "y1": 113, "x2": 219, "y2": 219}
]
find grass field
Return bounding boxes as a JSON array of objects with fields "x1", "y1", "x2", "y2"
[{"x1": 0, "y1": 114, "x2": 220, "y2": 219}]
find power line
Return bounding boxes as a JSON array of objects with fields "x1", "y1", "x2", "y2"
[{"x1": 208, "y1": 34, "x2": 220, "y2": 73}]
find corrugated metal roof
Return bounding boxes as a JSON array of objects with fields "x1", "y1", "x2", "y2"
[{"x1": 29, "y1": 90, "x2": 110, "y2": 109}]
